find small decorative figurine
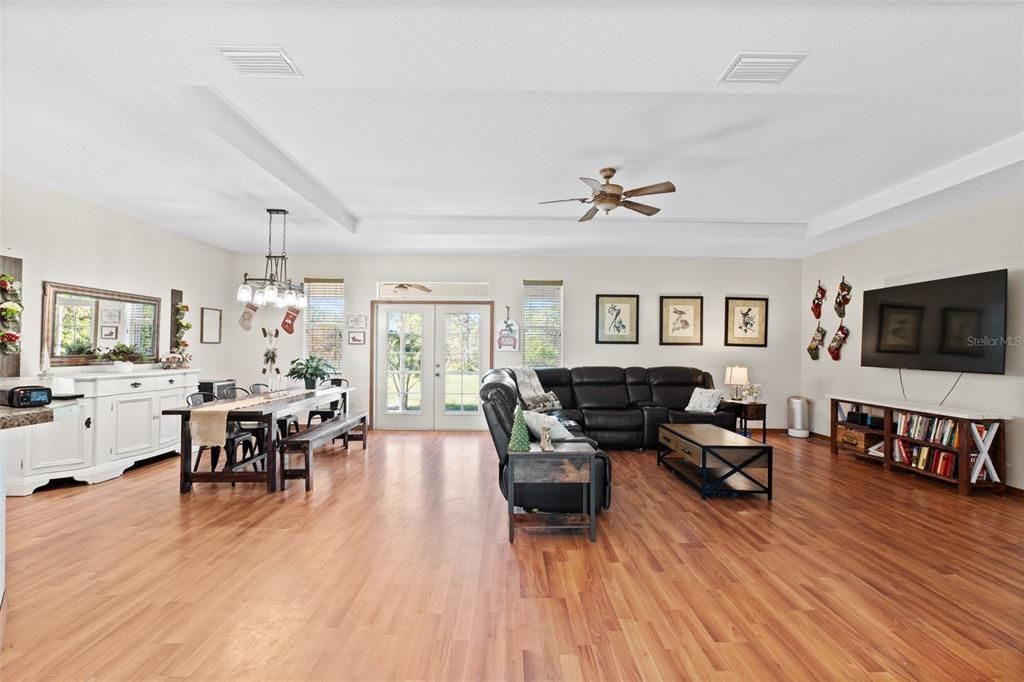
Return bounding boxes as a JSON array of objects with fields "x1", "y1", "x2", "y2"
[{"x1": 539, "y1": 424, "x2": 554, "y2": 452}]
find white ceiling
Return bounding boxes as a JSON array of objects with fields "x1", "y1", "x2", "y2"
[{"x1": 2, "y1": 1, "x2": 1022, "y2": 256}]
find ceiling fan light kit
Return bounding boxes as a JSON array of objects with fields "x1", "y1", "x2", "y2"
[{"x1": 540, "y1": 167, "x2": 675, "y2": 222}]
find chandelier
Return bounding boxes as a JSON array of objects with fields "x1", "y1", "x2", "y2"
[{"x1": 236, "y1": 209, "x2": 307, "y2": 308}]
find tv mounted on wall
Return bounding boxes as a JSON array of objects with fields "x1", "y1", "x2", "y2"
[{"x1": 861, "y1": 269, "x2": 1008, "y2": 375}]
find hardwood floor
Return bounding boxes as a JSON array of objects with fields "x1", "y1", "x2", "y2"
[{"x1": 1, "y1": 432, "x2": 1022, "y2": 680}]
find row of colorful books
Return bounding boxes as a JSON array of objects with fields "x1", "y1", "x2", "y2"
[
  {"x1": 892, "y1": 440, "x2": 989, "y2": 481},
  {"x1": 895, "y1": 412, "x2": 960, "y2": 447},
  {"x1": 893, "y1": 441, "x2": 956, "y2": 477}
]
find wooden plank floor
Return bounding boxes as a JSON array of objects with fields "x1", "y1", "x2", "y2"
[{"x1": 1, "y1": 432, "x2": 1022, "y2": 680}]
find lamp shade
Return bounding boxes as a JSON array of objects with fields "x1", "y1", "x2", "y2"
[
  {"x1": 236, "y1": 283, "x2": 253, "y2": 303},
  {"x1": 725, "y1": 365, "x2": 749, "y2": 385}
]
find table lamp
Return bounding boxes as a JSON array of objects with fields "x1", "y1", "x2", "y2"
[{"x1": 724, "y1": 365, "x2": 748, "y2": 400}]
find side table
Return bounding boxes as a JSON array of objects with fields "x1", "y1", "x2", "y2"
[
  {"x1": 507, "y1": 442, "x2": 598, "y2": 543},
  {"x1": 722, "y1": 400, "x2": 767, "y2": 443}
]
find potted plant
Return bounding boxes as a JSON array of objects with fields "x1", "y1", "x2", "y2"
[
  {"x1": 96, "y1": 343, "x2": 142, "y2": 372},
  {"x1": 286, "y1": 356, "x2": 336, "y2": 390},
  {"x1": 0, "y1": 300, "x2": 22, "y2": 329}
]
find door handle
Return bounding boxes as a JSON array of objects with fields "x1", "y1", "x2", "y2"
[
  {"x1": 131, "y1": 381, "x2": 142, "y2": 388},
  {"x1": 168, "y1": 379, "x2": 175, "y2": 384},
  {"x1": 84, "y1": 417, "x2": 92, "y2": 429},
  {"x1": 434, "y1": 372, "x2": 441, "y2": 377}
]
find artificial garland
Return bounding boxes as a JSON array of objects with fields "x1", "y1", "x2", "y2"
[{"x1": 0, "y1": 273, "x2": 22, "y2": 354}]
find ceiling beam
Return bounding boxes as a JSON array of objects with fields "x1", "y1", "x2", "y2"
[{"x1": 162, "y1": 86, "x2": 359, "y2": 233}]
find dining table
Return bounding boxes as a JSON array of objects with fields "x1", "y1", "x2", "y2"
[{"x1": 163, "y1": 385, "x2": 353, "y2": 493}]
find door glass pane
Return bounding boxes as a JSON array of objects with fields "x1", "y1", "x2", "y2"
[
  {"x1": 385, "y1": 312, "x2": 423, "y2": 413},
  {"x1": 443, "y1": 312, "x2": 481, "y2": 414}
]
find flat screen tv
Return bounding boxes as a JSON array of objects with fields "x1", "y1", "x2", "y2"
[{"x1": 861, "y1": 269, "x2": 1007, "y2": 375}]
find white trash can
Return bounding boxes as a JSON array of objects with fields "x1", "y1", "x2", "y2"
[{"x1": 787, "y1": 396, "x2": 810, "y2": 438}]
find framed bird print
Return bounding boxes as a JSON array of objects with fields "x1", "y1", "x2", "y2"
[
  {"x1": 660, "y1": 296, "x2": 703, "y2": 345},
  {"x1": 724, "y1": 297, "x2": 768, "y2": 347},
  {"x1": 595, "y1": 294, "x2": 639, "y2": 344}
]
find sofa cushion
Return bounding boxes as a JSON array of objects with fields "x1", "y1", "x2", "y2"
[
  {"x1": 667, "y1": 409, "x2": 718, "y2": 425},
  {"x1": 647, "y1": 366, "x2": 709, "y2": 409},
  {"x1": 535, "y1": 367, "x2": 575, "y2": 409},
  {"x1": 571, "y1": 367, "x2": 629, "y2": 409},
  {"x1": 624, "y1": 366, "x2": 652, "y2": 405},
  {"x1": 548, "y1": 408, "x2": 583, "y2": 425},
  {"x1": 582, "y1": 408, "x2": 643, "y2": 431}
]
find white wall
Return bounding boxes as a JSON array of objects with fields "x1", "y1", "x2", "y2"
[
  {"x1": 230, "y1": 253, "x2": 804, "y2": 426},
  {"x1": 0, "y1": 174, "x2": 237, "y2": 378},
  {"x1": 801, "y1": 191, "x2": 1024, "y2": 487}
]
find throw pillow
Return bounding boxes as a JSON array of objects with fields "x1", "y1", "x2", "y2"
[
  {"x1": 685, "y1": 388, "x2": 725, "y2": 414},
  {"x1": 521, "y1": 390, "x2": 563, "y2": 413},
  {"x1": 522, "y1": 410, "x2": 573, "y2": 441}
]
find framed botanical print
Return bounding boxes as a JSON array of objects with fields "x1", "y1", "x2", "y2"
[
  {"x1": 660, "y1": 296, "x2": 703, "y2": 345},
  {"x1": 596, "y1": 294, "x2": 638, "y2": 344},
  {"x1": 200, "y1": 307, "x2": 222, "y2": 344},
  {"x1": 724, "y1": 297, "x2": 768, "y2": 347}
]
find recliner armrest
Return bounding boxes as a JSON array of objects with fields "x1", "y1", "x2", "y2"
[
  {"x1": 553, "y1": 435, "x2": 599, "y2": 448},
  {"x1": 631, "y1": 400, "x2": 661, "y2": 408},
  {"x1": 641, "y1": 405, "x2": 669, "y2": 449}
]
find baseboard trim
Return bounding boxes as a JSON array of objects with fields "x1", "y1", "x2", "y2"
[{"x1": 0, "y1": 591, "x2": 7, "y2": 645}]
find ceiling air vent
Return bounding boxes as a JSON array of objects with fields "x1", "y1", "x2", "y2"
[
  {"x1": 216, "y1": 46, "x2": 302, "y2": 78},
  {"x1": 719, "y1": 52, "x2": 807, "y2": 84}
]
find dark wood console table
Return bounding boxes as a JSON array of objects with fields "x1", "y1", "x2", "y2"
[{"x1": 507, "y1": 442, "x2": 598, "y2": 542}]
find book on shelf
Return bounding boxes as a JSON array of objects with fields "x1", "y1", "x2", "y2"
[
  {"x1": 894, "y1": 412, "x2": 960, "y2": 448},
  {"x1": 892, "y1": 439, "x2": 957, "y2": 478}
]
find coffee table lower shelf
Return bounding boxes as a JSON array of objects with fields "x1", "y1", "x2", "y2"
[{"x1": 660, "y1": 456, "x2": 768, "y2": 496}]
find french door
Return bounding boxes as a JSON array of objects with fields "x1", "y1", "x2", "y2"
[{"x1": 374, "y1": 303, "x2": 491, "y2": 430}]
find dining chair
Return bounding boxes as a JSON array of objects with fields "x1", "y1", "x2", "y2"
[
  {"x1": 222, "y1": 386, "x2": 267, "y2": 472},
  {"x1": 307, "y1": 377, "x2": 350, "y2": 427},
  {"x1": 249, "y1": 383, "x2": 300, "y2": 439},
  {"x1": 186, "y1": 392, "x2": 256, "y2": 473}
]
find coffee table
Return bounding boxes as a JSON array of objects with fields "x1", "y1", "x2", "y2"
[{"x1": 657, "y1": 423, "x2": 772, "y2": 500}]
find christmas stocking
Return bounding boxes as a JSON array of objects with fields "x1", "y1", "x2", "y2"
[
  {"x1": 811, "y1": 281, "x2": 826, "y2": 319},
  {"x1": 281, "y1": 306, "x2": 300, "y2": 334},
  {"x1": 807, "y1": 324, "x2": 827, "y2": 360},
  {"x1": 238, "y1": 303, "x2": 258, "y2": 331},
  {"x1": 834, "y1": 277, "x2": 853, "y2": 318},
  {"x1": 828, "y1": 323, "x2": 850, "y2": 361}
]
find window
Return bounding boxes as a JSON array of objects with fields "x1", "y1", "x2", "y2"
[
  {"x1": 303, "y1": 278, "x2": 345, "y2": 370},
  {"x1": 522, "y1": 279, "x2": 563, "y2": 368}
]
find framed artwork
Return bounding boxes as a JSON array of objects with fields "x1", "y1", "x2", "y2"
[
  {"x1": 348, "y1": 330, "x2": 366, "y2": 345},
  {"x1": 660, "y1": 296, "x2": 703, "y2": 345},
  {"x1": 99, "y1": 325, "x2": 118, "y2": 340},
  {"x1": 346, "y1": 314, "x2": 367, "y2": 330},
  {"x1": 940, "y1": 308, "x2": 983, "y2": 357},
  {"x1": 877, "y1": 304, "x2": 923, "y2": 353},
  {"x1": 596, "y1": 294, "x2": 639, "y2": 344},
  {"x1": 200, "y1": 307, "x2": 222, "y2": 344},
  {"x1": 724, "y1": 297, "x2": 768, "y2": 347},
  {"x1": 100, "y1": 308, "x2": 121, "y2": 325}
]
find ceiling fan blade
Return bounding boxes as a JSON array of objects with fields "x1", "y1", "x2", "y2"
[
  {"x1": 621, "y1": 200, "x2": 661, "y2": 217},
  {"x1": 578, "y1": 206, "x2": 599, "y2": 222},
  {"x1": 412, "y1": 284, "x2": 432, "y2": 292},
  {"x1": 579, "y1": 177, "x2": 604, "y2": 192},
  {"x1": 623, "y1": 181, "x2": 676, "y2": 198},
  {"x1": 538, "y1": 197, "x2": 590, "y2": 205}
]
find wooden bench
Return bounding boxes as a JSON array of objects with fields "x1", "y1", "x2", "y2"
[{"x1": 279, "y1": 412, "x2": 368, "y2": 490}]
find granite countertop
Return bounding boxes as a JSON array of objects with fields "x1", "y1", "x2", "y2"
[{"x1": 0, "y1": 404, "x2": 56, "y2": 430}]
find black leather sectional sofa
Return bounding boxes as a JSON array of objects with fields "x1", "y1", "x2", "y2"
[{"x1": 482, "y1": 366, "x2": 736, "y2": 449}]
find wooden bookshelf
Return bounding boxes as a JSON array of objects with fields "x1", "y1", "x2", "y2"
[{"x1": 828, "y1": 395, "x2": 1011, "y2": 495}]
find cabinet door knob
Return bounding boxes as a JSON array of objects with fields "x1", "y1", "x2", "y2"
[
  {"x1": 84, "y1": 417, "x2": 92, "y2": 429},
  {"x1": 131, "y1": 381, "x2": 142, "y2": 388},
  {"x1": 168, "y1": 379, "x2": 175, "y2": 384}
]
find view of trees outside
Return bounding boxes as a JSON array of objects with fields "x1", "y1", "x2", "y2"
[
  {"x1": 124, "y1": 303, "x2": 155, "y2": 356},
  {"x1": 57, "y1": 302, "x2": 94, "y2": 356},
  {"x1": 443, "y1": 312, "x2": 480, "y2": 412},
  {"x1": 522, "y1": 285, "x2": 563, "y2": 368},
  {"x1": 386, "y1": 312, "x2": 423, "y2": 412}
]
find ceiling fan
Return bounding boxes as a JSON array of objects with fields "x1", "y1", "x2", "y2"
[
  {"x1": 392, "y1": 282, "x2": 432, "y2": 293},
  {"x1": 539, "y1": 167, "x2": 676, "y2": 222}
]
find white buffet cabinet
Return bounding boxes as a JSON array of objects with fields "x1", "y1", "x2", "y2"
[{"x1": 5, "y1": 368, "x2": 200, "y2": 495}]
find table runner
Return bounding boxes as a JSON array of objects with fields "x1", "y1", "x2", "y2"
[{"x1": 189, "y1": 391, "x2": 288, "y2": 447}]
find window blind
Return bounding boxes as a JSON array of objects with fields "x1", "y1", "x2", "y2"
[
  {"x1": 304, "y1": 278, "x2": 345, "y2": 369},
  {"x1": 522, "y1": 279, "x2": 563, "y2": 368},
  {"x1": 124, "y1": 303, "x2": 156, "y2": 357}
]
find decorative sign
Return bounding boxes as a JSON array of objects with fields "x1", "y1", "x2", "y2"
[{"x1": 497, "y1": 306, "x2": 519, "y2": 352}]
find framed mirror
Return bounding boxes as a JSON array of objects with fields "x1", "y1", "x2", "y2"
[{"x1": 42, "y1": 282, "x2": 161, "y2": 366}]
